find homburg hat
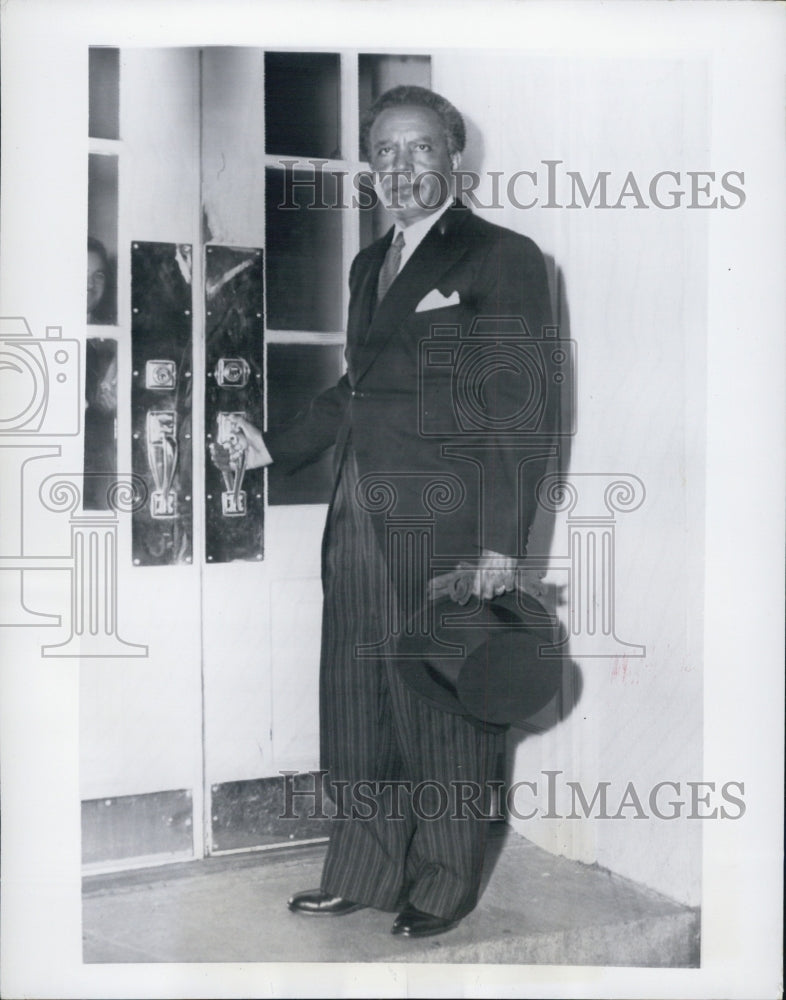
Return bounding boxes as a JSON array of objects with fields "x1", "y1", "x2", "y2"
[{"x1": 393, "y1": 589, "x2": 564, "y2": 730}]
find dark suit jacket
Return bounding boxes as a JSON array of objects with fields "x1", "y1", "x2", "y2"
[{"x1": 266, "y1": 201, "x2": 557, "y2": 566}]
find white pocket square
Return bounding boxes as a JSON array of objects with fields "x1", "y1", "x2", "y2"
[{"x1": 415, "y1": 289, "x2": 460, "y2": 312}]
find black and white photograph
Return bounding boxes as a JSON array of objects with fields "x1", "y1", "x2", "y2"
[{"x1": 0, "y1": 2, "x2": 783, "y2": 997}]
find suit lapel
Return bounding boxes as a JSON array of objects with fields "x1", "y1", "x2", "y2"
[
  {"x1": 352, "y1": 203, "x2": 473, "y2": 383},
  {"x1": 345, "y1": 234, "x2": 389, "y2": 378}
]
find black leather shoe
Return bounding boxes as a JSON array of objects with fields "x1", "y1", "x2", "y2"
[
  {"x1": 287, "y1": 888, "x2": 366, "y2": 916},
  {"x1": 391, "y1": 904, "x2": 460, "y2": 938}
]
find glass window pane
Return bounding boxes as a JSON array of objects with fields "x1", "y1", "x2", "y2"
[
  {"x1": 265, "y1": 52, "x2": 340, "y2": 159},
  {"x1": 265, "y1": 167, "x2": 342, "y2": 331},
  {"x1": 89, "y1": 47, "x2": 120, "y2": 140},
  {"x1": 88, "y1": 154, "x2": 118, "y2": 325},
  {"x1": 267, "y1": 344, "x2": 344, "y2": 505},
  {"x1": 84, "y1": 338, "x2": 117, "y2": 510}
]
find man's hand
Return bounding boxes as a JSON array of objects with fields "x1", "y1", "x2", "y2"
[
  {"x1": 473, "y1": 549, "x2": 517, "y2": 600},
  {"x1": 428, "y1": 550, "x2": 518, "y2": 606},
  {"x1": 208, "y1": 415, "x2": 271, "y2": 472}
]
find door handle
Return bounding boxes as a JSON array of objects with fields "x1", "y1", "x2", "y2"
[
  {"x1": 216, "y1": 411, "x2": 247, "y2": 517},
  {"x1": 203, "y1": 248, "x2": 264, "y2": 562},
  {"x1": 146, "y1": 410, "x2": 178, "y2": 518}
]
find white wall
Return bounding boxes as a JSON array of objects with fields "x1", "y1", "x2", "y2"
[{"x1": 434, "y1": 52, "x2": 708, "y2": 905}]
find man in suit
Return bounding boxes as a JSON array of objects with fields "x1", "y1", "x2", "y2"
[{"x1": 220, "y1": 86, "x2": 555, "y2": 937}]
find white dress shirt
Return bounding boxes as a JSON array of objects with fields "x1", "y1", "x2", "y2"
[{"x1": 393, "y1": 196, "x2": 454, "y2": 271}]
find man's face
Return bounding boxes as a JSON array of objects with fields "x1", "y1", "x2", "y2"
[
  {"x1": 87, "y1": 250, "x2": 106, "y2": 318},
  {"x1": 368, "y1": 105, "x2": 460, "y2": 227}
]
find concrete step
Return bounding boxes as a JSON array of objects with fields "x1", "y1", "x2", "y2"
[{"x1": 82, "y1": 826, "x2": 699, "y2": 966}]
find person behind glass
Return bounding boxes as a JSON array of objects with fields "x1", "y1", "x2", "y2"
[
  {"x1": 83, "y1": 338, "x2": 118, "y2": 510},
  {"x1": 212, "y1": 86, "x2": 555, "y2": 938},
  {"x1": 85, "y1": 237, "x2": 117, "y2": 508},
  {"x1": 87, "y1": 236, "x2": 113, "y2": 325}
]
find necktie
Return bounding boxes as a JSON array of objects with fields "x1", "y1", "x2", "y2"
[{"x1": 377, "y1": 231, "x2": 405, "y2": 302}]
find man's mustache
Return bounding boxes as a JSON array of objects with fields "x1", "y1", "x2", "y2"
[{"x1": 373, "y1": 170, "x2": 451, "y2": 207}]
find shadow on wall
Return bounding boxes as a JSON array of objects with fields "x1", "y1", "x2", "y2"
[
  {"x1": 507, "y1": 259, "x2": 580, "y2": 766},
  {"x1": 465, "y1": 109, "x2": 582, "y2": 789},
  {"x1": 461, "y1": 107, "x2": 576, "y2": 561}
]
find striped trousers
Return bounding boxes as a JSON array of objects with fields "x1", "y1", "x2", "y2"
[{"x1": 317, "y1": 447, "x2": 505, "y2": 920}]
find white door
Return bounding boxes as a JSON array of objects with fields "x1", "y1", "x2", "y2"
[{"x1": 80, "y1": 46, "x2": 430, "y2": 870}]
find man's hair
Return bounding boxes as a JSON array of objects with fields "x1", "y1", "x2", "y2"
[{"x1": 360, "y1": 85, "x2": 466, "y2": 161}]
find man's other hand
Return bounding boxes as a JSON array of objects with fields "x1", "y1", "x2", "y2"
[{"x1": 208, "y1": 415, "x2": 271, "y2": 471}]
